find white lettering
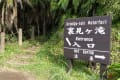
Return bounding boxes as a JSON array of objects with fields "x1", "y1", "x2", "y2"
[
  {"x1": 66, "y1": 21, "x2": 86, "y2": 26},
  {"x1": 83, "y1": 50, "x2": 94, "y2": 55},
  {"x1": 76, "y1": 37, "x2": 93, "y2": 42},
  {"x1": 88, "y1": 20, "x2": 107, "y2": 25}
]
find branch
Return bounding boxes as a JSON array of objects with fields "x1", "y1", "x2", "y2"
[
  {"x1": 17, "y1": 0, "x2": 23, "y2": 9},
  {"x1": 1, "y1": 2, "x2": 5, "y2": 25}
]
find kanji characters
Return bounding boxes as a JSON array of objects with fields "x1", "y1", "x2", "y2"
[
  {"x1": 74, "y1": 49, "x2": 79, "y2": 58},
  {"x1": 72, "y1": 42, "x2": 81, "y2": 47},
  {"x1": 89, "y1": 56, "x2": 94, "y2": 61},
  {"x1": 74, "y1": 54, "x2": 78, "y2": 58},
  {"x1": 67, "y1": 27, "x2": 74, "y2": 35},
  {"x1": 67, "y1": 26, "x2": 106, "y2": 35},
  {"x1": 85, "y1": 29, "x2": 92, "y2": 34},
  {"x1": 95, "y1": 26, "x2": 105, "y2": 34},
  {"x1": 87, "y1": 44, "x2": 95, "y2": 48},
  {"x1": 74, "y1": 49, "x2": 79, "y2": 53},
  {"x1": 65, "y1": 38, "x2": 81, "y2": 47},
  {"x1": 76, "y1": 27, "x2": 84, "y2": 34}
]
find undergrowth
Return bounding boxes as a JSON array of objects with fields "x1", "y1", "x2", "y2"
[
  {"x1": 0, "y1": 27, "x2": 120, "y2": 80},
  {"x1": 35, "y1": 28, "x2": 99, "y2": 80}
]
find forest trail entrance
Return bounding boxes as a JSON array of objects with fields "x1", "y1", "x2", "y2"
[
  {"x1": 0, "y1": 45, "x2": 40, "y2": 80},
  {"x1": 7, "y1": 46, "x2": 39, "y2": 65}
]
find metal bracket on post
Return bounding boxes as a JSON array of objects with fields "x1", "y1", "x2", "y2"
[
  {"x1": 66, "y1": 59, "x2": 73, "y2": 74},
  {"x1": 100, "y1": 64, "x2": 107, "y2": 80}
]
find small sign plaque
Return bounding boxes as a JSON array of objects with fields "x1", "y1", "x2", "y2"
[{"x1": 64, "y1": 16, "x2": 111, "y2": 64}]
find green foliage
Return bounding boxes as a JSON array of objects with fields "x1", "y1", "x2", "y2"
[
  {"x1": 109, "y1": 64, "x2": 120, "y2": 73},
  {"x1": 116, "y1": 32, "x2": 120, "y2": 40},
  {"x1": 108, "y1": 63, "x2": 120, "y2": 80},
  {"x1": 72, "y1": 0, "x2": 80, "y2": 12},
  {"x1": 58, "y1": 0, "x2": 69, "y2": 10},
  {"x1": 36, "y1": 29, "x2": 99, "y2": 80},
  {"x1": 30, "y1": 0, "x2": 40, "y2": 5},
  {"x1": 96, "y1": 0, "x2": 106, "y2": 4},
  {"x1": 5, "y1": 34, "x2": 17, "y2": 43},
  {"x1": 50, "y1": 0, "x2": 58, "y2": 12},
  {"x1": 1, "y1": 0, "x2": 120, "y2": 79},
  {"x1": 111, "y1": 25, "x2": 120, "y2": 64},
  {"x1": 81, "y1": 0, "x2": 94, "y2": 10},
  {"x1": 118, "y1": 78, "x2": 120, "y2": 80},
  {"x1": 28, "y1": 0, "x2": 120, "y2": 36},
  {"x1": 0, "y1": 42, "x2": 21, "y2": 65}
]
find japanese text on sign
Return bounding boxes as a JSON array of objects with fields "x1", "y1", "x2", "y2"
[{"x1": 64, "y1": 16, "x2": 111, "y2": 64}]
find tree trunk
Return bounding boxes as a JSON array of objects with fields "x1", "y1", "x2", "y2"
[
  {"x1": 43, "y1": 17, "x2": 46, "y2": 38},
  {"x1": 13, "y1": 0, "x2": 18, "y2": 33},
  {"x1": 1, "y1": 2, "x2": 5, "y2": 25}
]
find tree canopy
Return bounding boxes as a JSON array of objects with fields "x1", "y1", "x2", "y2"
[{"x1": 0, "y1": 0, "x2": 120, "y2": 39}]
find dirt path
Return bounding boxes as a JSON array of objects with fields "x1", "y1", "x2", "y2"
[
  {"x1": 0, "y1": 71, "x2": 35, "y2": 80},
  {"x1": 7, "y1": 46, "x2": 39, "y2": 65},
  {"x1": 0, "y1": 45, "x2": 40, "y2": 80}
]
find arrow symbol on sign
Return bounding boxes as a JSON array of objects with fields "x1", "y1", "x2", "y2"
[
  {"x1": 94, "y1": 55, "x2": 106, "y2": 60},
  {"x1": 66, "y1": 37, "x2": 71, "y2": 46}
]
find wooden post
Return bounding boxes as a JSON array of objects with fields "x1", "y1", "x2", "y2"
[
  {"x1": 31, "y1": 26, "x2": 35, "y2": 40},
  {"x1": 100, "y1": 64, "x2": 107, "y2": 80},
  {"x1": 0, "y1": 26, "x2": 1, "y2": 32},
  {"x1": 0, "y1": 32, "x2": 5, "y2": 53},
  {"x1": 18, "y1": 28, "x2": 22, "y2": 46},
  {"x1": 0, "y1": 25, "x2": 1, "y2": 51},
  {"x1": 66, "y1": 59, "x2": 73, "y2": 74}
]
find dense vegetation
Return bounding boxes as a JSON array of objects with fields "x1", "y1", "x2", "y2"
[{"x1": 0, "y1": 0, "x2": 120, "y2": 80}]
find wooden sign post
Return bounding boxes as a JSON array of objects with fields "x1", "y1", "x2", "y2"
[
  {"x1": 0, "y1": 32, "x2": 5, "y2": 53},
  {"x1": 18, "y1": 28, "x2": 22, "y2": 46},
  {"x1": 64, "y1": 16, "x2": 111, "y2": 80}
]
